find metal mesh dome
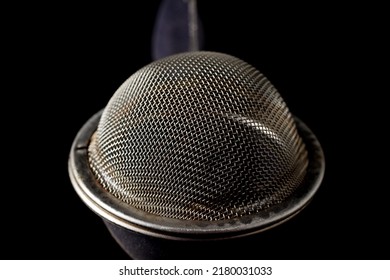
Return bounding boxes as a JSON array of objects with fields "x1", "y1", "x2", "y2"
[{"x1": 87, "y1": 51, "x2": 309, "y2": 221}]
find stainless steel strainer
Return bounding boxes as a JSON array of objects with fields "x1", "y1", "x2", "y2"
[{"x1": 69, "y1": 51, "x2": 324, "y2": 241}]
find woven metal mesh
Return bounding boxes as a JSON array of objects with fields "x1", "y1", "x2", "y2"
[{"x1": 88, "y1": 51, "x2": 308, "y2": 221}]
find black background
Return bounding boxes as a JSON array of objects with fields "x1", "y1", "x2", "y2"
[{"x1": 2, "y1": 1, "x2": 387, "y2": 260}]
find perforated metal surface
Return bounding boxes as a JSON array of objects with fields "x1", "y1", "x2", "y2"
[{"x1": 88, "y1": 51, "x2": 308, "y2": 221}]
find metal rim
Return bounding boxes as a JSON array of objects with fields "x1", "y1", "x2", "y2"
[{"x1": 68, "y1": 109, "x2": 325, "y2": 240}]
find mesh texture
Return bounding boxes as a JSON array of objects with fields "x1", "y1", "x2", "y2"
[{"x1": 88, "y1": 51, "x2": 308, "y2": 221}]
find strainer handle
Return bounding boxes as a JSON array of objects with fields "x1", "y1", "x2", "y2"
[{"x1": 152, "y1": 0, "x2": 202, "y2": 60}]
